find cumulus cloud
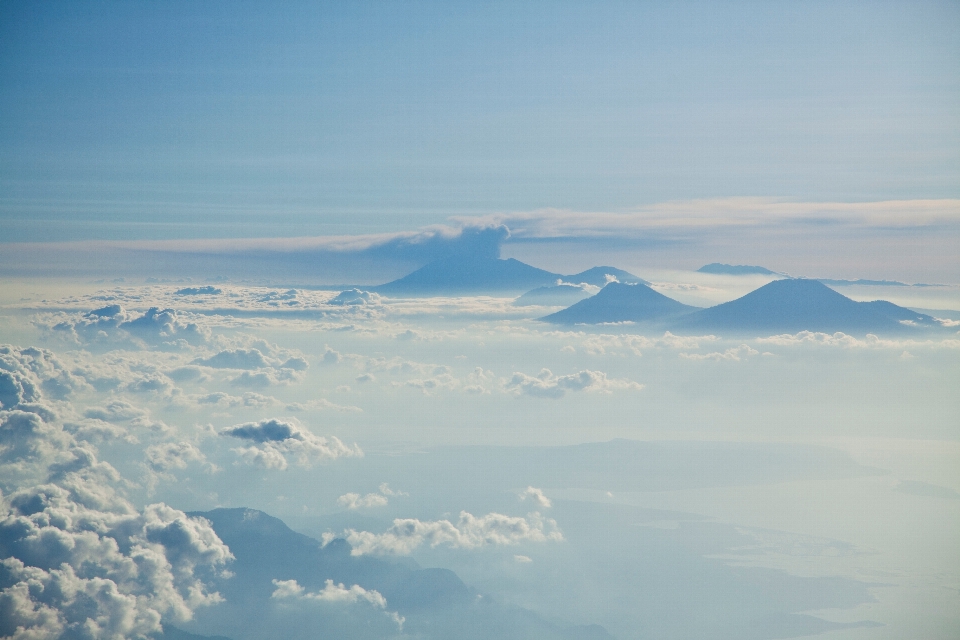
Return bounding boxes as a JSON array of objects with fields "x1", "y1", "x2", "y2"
[
  {"x1": 45, "y1": 306, "x2": 211, "y2": 348},
  {"x1": 337, "y1": 483, "x2": 407, "y2": 510},
  {"x1": 271, "y1": 579, "x2": 403, "y2": 630},
  {"x1": 0, "y1": 349, "x2": 234, "y2": 640},
  {"x1": 144, "y1": 442, "x2": 209, "y2": 473},
  {"x1": 507, "y1": 369, "x2": 643, "y2": 399},
  {"x1": 328, "y1": 289, "x2": 382, "y2": 306},
  {"x1": 219, "y1": 419, "x2": 362, "y2": 470},
  {"x1": 194, "y1": 348, "x2": 271, "y2": 370},
  {"x1": 64, "y1": 418, "x2": 137, "y2": 444},
  {"x1": 84, "y1": 399, "x2": 147, "y2": 423},
  {"x1": 756, "y1": 331, "x2": 960, "y2": 350},
  {"x1": 327, "y1": 510, "x2": 563, "y2": 556},
  {"x1": 680, "y1": 344, "x2": 759, "y2": 361},
  {"x1": 0, "y1": 498, "x2": 233, "y2": 639},
  {"x1": 518, "y1": 486, "x2": 552, "y2": 508},
  {"x1": 0, "y1": 345, "x2": 86, "y2": 406}
]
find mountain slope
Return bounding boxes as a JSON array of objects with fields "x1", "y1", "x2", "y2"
[
  {"x1": 541, "y1": 282, "x2": 698, "y2": 324},
  {"x1": 375, "y1": 256, "x2": 560, "y2": 295},
  {"x1": 697, "y1": 263, "x2": 779, "y2": 276},
  {"x1": 673, "y1": 278, "x2": 914, "y2": 333},
  {"x1": 564, "y1": 266, "x2": 650, "y2": 286},
  {"x1": 514, "y1": 283, "x2": 597, "y2": 307},
  {"x1": 180, "y1": 508, "x2": 603, "y2": 640}
]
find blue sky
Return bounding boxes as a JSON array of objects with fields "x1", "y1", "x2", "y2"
[{"x1": 2, "y1": 0, "x2": 958, "y2": 241}]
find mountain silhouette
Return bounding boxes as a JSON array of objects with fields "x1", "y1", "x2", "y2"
[
  {"x1": 564, "y1": 266, "x2": 649, "y2": 286},
  {"x1": 673, "y1": 278, "x2": 933, "y2": 333},
  {"x1": 375, "y1": 256, "x2": 560, "y2": 295},
  {"x1": 697, "y1": 263, "x2": 779, "y2": 276},
  {"x1": 514, "y1": 282, "x2": 597, "y2": 307},
  {"x1": 375, "y1": 257, "x2": 651, "y2": 297},
  {"x1": 540, "y1": 282, "x2": 698, "y2": 324},
  {"x1": 180, "y1": 508, "x2": 610, "y2": 640}
]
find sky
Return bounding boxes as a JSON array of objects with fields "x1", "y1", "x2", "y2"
[
  {"x1": 1, "y1": 0, "x2": 959, "y2": 242},
  {"x1": 1, "y1": 3, "x2": 959, "y2": 640}
]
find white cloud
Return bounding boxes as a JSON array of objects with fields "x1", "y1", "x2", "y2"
[
  {"x1": 337, "y1": 492, "x2": 389, "y2": 509},
  {"x1": 507, "y1": 369, "x2": 643, "y2": 399},
  {"x1": 194, "y1": 348, "x2": 271, "y2": 369},
  {"x1": 0, "y1": 363, "x2": 233, "y2": 640},
  {"x1": 456, "y1": 198, "x2": 960, "y2": 237},
  {"x1": 220, "y1": 419, "x2": 362, "y2": 470},
  {"x1": 756, "y1": 331, "x2": 960, "y2": 350},
  {"x1": 518, "y1": 486, "x2": 552, "y2": 508},
  {"x1": 328, "y1": 289, "x2": 382, "y2": 306},
  {"x1": 328, "y1": 510, "x2": 563, "y2": 556},
  {"x1": 680, "y1": 344, "x2": 759, "y2": 361},
  {"x1": 337, "y1": 483, "x2": 407, "y2": 510},
  {"x1": 270, "y1": 579, "x2": 403, "y2": 629}
]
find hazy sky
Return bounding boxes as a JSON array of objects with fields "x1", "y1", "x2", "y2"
[{"x1": 2, "y1": 0, "x2": 959, "y2": 242}]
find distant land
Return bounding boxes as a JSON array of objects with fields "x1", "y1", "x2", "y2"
[
  {"x1": 672, "y1": 279, "x2": 938, "y2": 334},
  {"x1": 697, "y1": 263, "x2": 780, "y2": 276},
  {"x1": 375, "y1": 256, "x2": 647, "y2": 296},
  {"x1": 541, "y1": 282, "x2": 698, "y2": 324},
  {"x1": 542, "y1": 278, "x2": 942, "y2": 334},
  {"x1": 174, "y1": 507, "x2": 612, "y2": 640},
  {"x1": 514, "y1": 282, "x2": 598, "y2": 307},
  {"x1": 359, "y1": 256, "x2": 949, "y2": 334}
]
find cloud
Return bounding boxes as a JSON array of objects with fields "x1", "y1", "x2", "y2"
[
  {"x1": 84, "y1": 399, "x2": 147, "y2": 422},
  {"x1": 507, "y1": 369, "x2": 643, "y2": 398},
  {"x1": 756, "y1": 331, "x2": 960, "y2": 350},
  {"x1": 518, "y1": 486, "x2": 552, "y2": 508},
  {"x1": 337, "y1": 483, "x2": 407, "y2": 510},
  {"x1": 0, "y1": 345, "x2": 85, "y2": 406},
  {"x1": 680, "y1": 344, "x2": 759, "y2": 361},
  {"x1": 328, "y1": 510, "x2": 563, "y2": 556},
  {"x1": 1, "y1": 222, "x2": 511, "y2": 281},
  {"x1": 194, "y1": 348, "x2": 271, "y2": 369},
  {"x1": 44, "y1": 306, "x2": 210, "y2": 348},
  {"x1": 0, "y1": 498, "x2": 233, "y2": 639},
  {"x1": 219, "y1": 419, "x2": 362, "y2": 470},
  {"x1": 456, "y1": 199, "x2": 960, "y2": 239},
  {"x1": 328, "y1": 289, "x2": 382, "y2": 306},
  {"x1": 64, "y1": 418, "x2": 136, "y2": 444},
  {"x1": 0, "y1": 358, "x2": 233, "y2": 640},
  {"x1": 271, "y1": 579, "x2": 403, "y2": 630},
  {"x1": 144, "y1": 442, "x2": 209, "y2": 473},
  {"x1": 337, "y1": 492, "x2": 389, "y2": 509},
  {"x1": 195, "y1": 391, "x2": 278, "y2": 408}
]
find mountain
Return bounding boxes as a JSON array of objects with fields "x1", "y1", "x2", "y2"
[
  {"x1": 514, "y1": 282, "x2": 597, "y2": 307},
  {"x1": 375, "y1": 256, "x2": 653, "y2": 297},
  {"x1": 375, "y1": 256, "x2": 560, "y2": 296},
  {"x1": 540, "y1": 282, "x2": 698, "y2": 324},
  {"x1": 673, "y1": 278, "x2": 932, "y2": 334},
  {"x1": 697, "y1": 263, "x2": 779, "y2": 276},
  {"x1": 179, "y1": 507, "x2": 607, "y2": 640},
  {"x1": 564, "y1": 266, "x2": 650, "y2": 286}
]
